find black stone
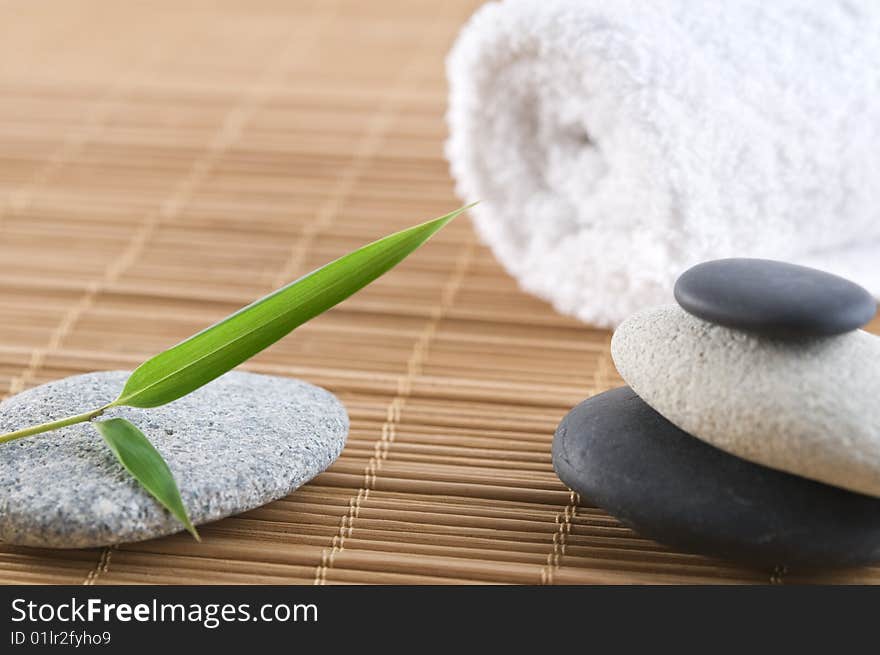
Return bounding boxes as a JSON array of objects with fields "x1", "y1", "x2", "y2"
[
  {"x1": 552, "y1": 386, "x2": 880, "y2": 568},
  {"x1": 674, "y1": 258, "x2": 876, "y2": 337}
]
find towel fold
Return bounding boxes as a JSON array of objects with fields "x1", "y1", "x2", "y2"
[{"x1": 446, "y1": 0, "x2": 880, "y2": 328}]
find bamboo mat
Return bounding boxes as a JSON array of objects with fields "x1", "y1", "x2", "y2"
[{"x1": 1, "y1": 0, "x2": 878, "y2": 586}]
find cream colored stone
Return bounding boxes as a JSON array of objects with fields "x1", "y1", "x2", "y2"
[{"x1": 611, "y1": 305, "x2": 880, "y2": 498}]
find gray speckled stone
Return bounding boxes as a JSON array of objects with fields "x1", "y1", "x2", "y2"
[
  {"x1": 0, "y1": 371, "x2": 348, "y2": 548},
  {"x1": 611, "y1": 305, "x2": 880, "y2": 498}
]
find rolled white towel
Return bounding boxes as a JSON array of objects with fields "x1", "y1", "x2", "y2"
[{"x1": 446, "y1": 0, "x2": 880, "y2": 328}]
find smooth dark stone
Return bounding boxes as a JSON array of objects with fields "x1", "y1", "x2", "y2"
[
  {"x1": 674, "y1": 258, "x2": 876, "y2": 337},
  {"x1": 552, "y1": 386, "x2": 880, "y2": 568}
]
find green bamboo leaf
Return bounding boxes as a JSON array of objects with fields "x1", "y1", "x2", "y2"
[
  {"x1": 111, "y1": 206, "x2": 468, "y2": 409},
  {"x1": 94, "y1": 418, "x2": 199, "y2": 541}
]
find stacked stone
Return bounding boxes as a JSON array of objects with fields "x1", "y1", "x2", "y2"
[{"x1": 552, "y1": 259, "x2": 880, "y2": 568}]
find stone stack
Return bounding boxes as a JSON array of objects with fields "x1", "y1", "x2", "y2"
[{"x1": 552, "y1": 259, "x2": 880, "y2": 568}]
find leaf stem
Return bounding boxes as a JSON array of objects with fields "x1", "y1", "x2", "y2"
[{"x1": 0, "y1": 406, "x2": 109, "y2": 444}]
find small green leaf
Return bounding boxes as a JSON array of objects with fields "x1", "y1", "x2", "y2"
[
  {"x1": 112, "y1": 206, "x2": 468, "y2": 409},
  {"x1": 94, "y1": 418, "x2": 199, "y2": 541}
]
